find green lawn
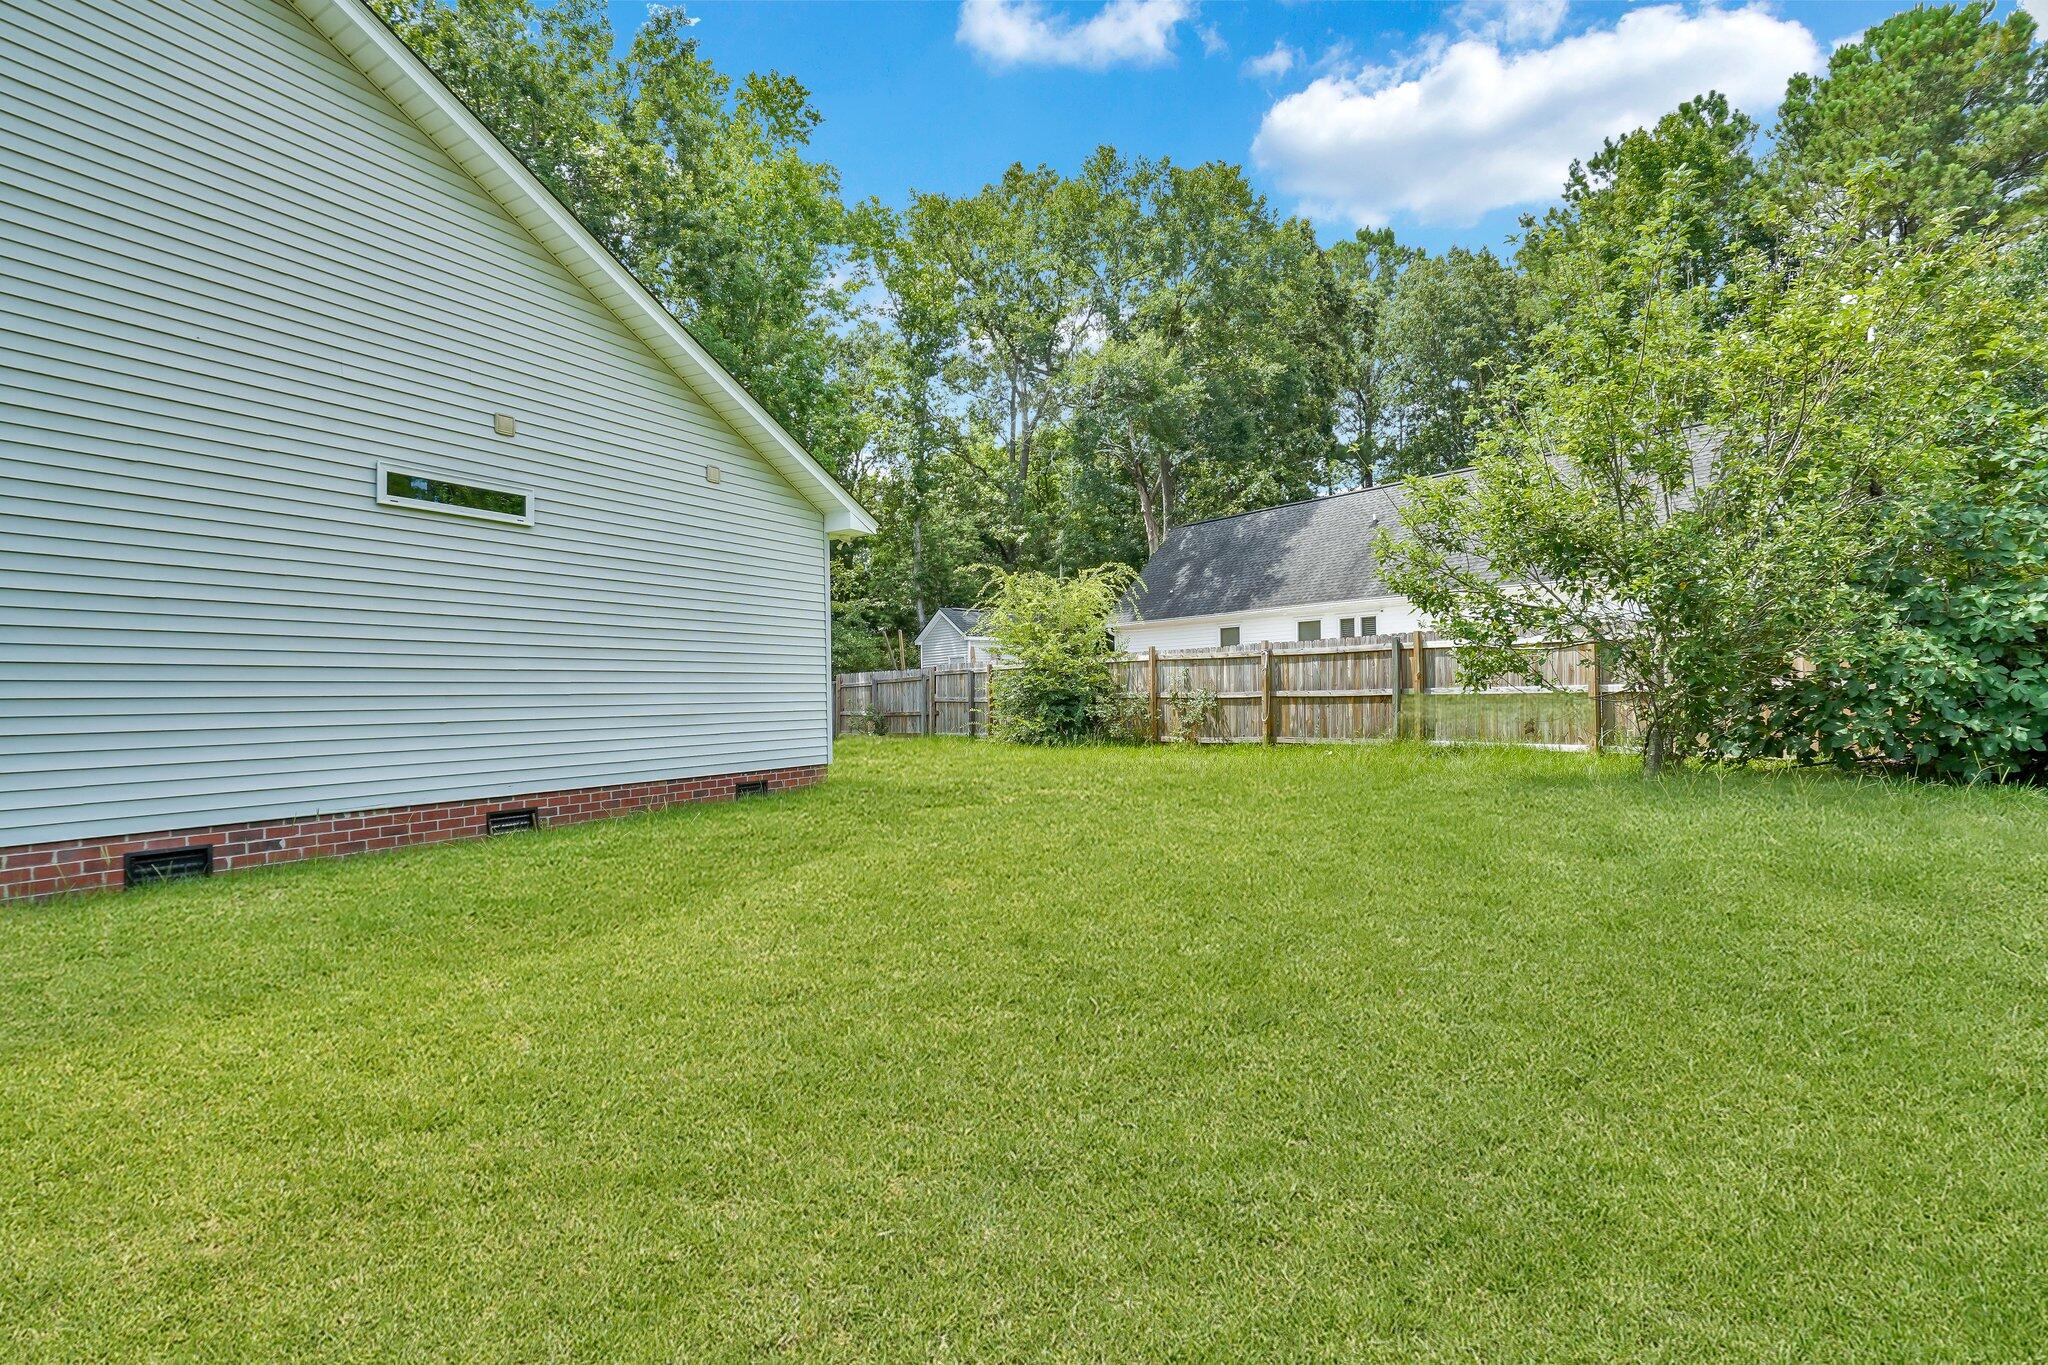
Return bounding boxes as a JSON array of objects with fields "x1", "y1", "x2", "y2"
[{"x1": 3, "y1": 740, "x2": 2045, "y2": 1359}]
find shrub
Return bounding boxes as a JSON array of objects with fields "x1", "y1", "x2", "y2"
[
  {"x1": 1091, "y1": 688, "x2": 1151, "y2": 744},
  {"x1": 979, "y1": 565, "x2": 1137, "y2": 745},
  {"x1": 1733, "y1": 447, "x2": 2048, "y2": 782},
  {"x1": 1169, "y1": 687, "x2": 1223, "y2": 743}
]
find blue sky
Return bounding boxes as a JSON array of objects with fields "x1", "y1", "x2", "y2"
[{"x1": 607, "y1": 0, "x2": 2022, "y2": 255}]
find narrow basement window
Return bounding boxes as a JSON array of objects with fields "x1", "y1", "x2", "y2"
[{"x1": 377, "y1": 462, "x2": 533, "y2": 525}]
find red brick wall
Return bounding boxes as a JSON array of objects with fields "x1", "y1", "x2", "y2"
[{"x1": 0, "y1": 764, "x2": 823, "y2": 903}]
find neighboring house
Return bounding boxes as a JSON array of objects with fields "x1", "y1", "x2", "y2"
[
  {"x1": 914, "y1": 608, "x2": 1001, "y2": 668},
  {"x1": 1114, "y1": 437, "x2": 1721, "y2": 654},
  {"x1": 0, "y1": 0, "x2": 874, "y2": 901},
  {"x1": 1113, "y1": 481, "x2": 1458, "y2": 652}
]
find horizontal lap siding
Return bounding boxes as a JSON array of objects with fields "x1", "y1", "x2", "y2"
[
  {"x1": 1114, "y1": 598, "x2": 1427, "y2": 653},
  {"x1": 0, "y1": 0, "x2": 831, "y2": 847}
]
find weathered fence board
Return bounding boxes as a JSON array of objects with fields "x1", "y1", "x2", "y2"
[{"x1": 837, "y1": 635, "x2": 1642, "y2": 751}]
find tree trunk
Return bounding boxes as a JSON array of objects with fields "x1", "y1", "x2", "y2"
[
  {"x1": 911, "y1": 516, "x2": 926, "y2": 628},
  {"x1": 1642, "y1": 723, "x2": 1667, "y2": 777}
]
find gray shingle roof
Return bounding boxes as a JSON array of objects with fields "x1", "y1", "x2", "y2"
[
  {"x1": 1116, "y1": 480, "x2": 1448, "y2": 623},
  {"x1": 935, "y1": 606, "x2": 987, "y2": 636}
]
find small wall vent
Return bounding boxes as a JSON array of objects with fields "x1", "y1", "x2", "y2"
[
  {"x1": 734, "y1": 780, "x2": 769, "y2": 798},
  {"x1": 126, "y1": 846, "x2": 213, "y2": 885},
  {"x1": 486, "y1": 808, "x2": 539, "y2": 834}
]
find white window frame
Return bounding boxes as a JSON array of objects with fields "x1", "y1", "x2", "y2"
[
  {"x1": 1219, "y1": 626, "x2": 1241, "y2": 647},
  {"x1": 376, "y1": 461, "x2": 535, "y2": 526}
]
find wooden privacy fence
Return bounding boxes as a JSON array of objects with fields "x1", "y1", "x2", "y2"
[
  {"x1": 836, "y1": 634, "x2": 1643, "y2": 752},
  {"x1": 836, "y1": 664, "x2": 993, "y2": 739}
]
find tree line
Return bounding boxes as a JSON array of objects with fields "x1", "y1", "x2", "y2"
[{"x1": 379, "y1": 0, "x2": 2045, "y2": 777}]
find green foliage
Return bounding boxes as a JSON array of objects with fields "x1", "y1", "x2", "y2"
[
  {"x1": 1384, "y1": 180, "x2": 2046, "y2": 773},
  {"x1": 1166, "y1": 687, "x2": 1223, "y2": 743},
  {"x1": 1369, "y1": 247, "x2": 1526, "y2": 480},
  {"x1": 1521, "y1": 93, "x2": 1762, "y2": 307},
  {"x1": 1735, "y1": 448, "x2": 2048, "y2": 781},
  {"x1": 978, "y1": 564, "x2": 1136, "y2": 744},
  {"x1": 1771, "y1": 1, "x2": 2048, "y2": 242}
]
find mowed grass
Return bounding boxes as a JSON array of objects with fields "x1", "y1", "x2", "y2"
[{"x1": 3, "y1": 740, "x2": 2045, "y2": 1359}]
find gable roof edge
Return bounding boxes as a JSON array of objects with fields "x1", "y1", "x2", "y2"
[{"x1": 290, "y1": 0, "x2": 876, "y2": 538}]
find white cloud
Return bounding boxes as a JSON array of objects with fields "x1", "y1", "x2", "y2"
[
  {"x1": 1197, "y1": 23, "x2": 1228, "y2": 57},
  {"x1": 2020, "y1": 0, "x2": 2043, "y2": 19},
  {"x1": 1456, "y1": 0, "x2": 1568, "y2": 46},
  {"x1": 1242, "y1": 40, "x2": 1300, "y2": 81},
  {"x1": 957, "y1": 0, "x2": 1191, "y2": 70},
  {"x1": 1252, "y1": 4, "x2": 1820, "y2": 226}
]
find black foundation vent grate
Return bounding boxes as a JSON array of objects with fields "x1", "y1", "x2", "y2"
[
  {"x1": 734, "y1": 780, "x2": 769, "y2": 798},
  {"x1": 126, "y1": 846, "x2": 213, "y2": 885},
  {"x1": 486, "y1": 808, "x2": 540, "y2": 835}
]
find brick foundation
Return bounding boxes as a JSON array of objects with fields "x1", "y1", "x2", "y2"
[{"x1": 0, "y1": 764, "x2": 824, "y2": 903}]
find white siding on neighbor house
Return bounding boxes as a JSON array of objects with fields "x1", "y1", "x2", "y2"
[
  {"x1": 916, "y1": 621, "x2": 995, "y2": 669},
  {"x1": 1113, "y1": 596, "x2": 1427, "y2": 653},
  {"x1": 0, "y1": 0, "x2": 832, "y2": 847}
]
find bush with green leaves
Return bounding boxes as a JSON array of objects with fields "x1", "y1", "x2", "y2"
[
  {"x1": 1382, "y1": 179, "x2": 2046, "y2": 776},
  {"x1": 1733, "y1": 447, "x2": 2048, "y2": 782},
  {"x1": 979, "y1": 565, "x2": 1137, "y2": 745},
  {"x1": 1168, "y1": 688, "x2": 1224, "y2": 743}
]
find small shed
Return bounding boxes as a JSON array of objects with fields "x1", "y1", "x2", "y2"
[{"x1": 915, "y1": 608, "x2": 999, "y2": 668}]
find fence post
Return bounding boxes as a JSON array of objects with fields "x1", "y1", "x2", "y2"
[
  {"x1": 1412, "y1": 631, "x2": 1428, "y2": 742},
  {"x1": 1585, "y1": 643, "x2": 1602, "y2": 755},
  {"x1": 1261, "y1": 642, "x2": 1276, "y2": 745},
  {"x1": 1385, "y1": 639, "x2": 1400, "y2": 739},
  {"x1": 1146, "y1": 647, "x2": 1162, "y2": 744},
  {"x1": 966, "y1": 667, "x2": 978, "y2": 738},
  {"x1": 923, "y1": 668, "x2": 936, "y2": 736}
]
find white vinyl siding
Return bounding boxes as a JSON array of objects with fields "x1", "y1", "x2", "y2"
[
  {"x1": 1113, "y1": 597, "x2": 1426, "y2": 653},
  {"x1": 917, "y1": 621, "x2": 970, "y2": 669},
  {"x1": 0, "y1": 0, "x2": 833, "y2": 846},
  {"x1": 916, "y1": 622, "x2": 998, "y2": 669}
]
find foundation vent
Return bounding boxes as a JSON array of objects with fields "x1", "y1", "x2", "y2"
[{"x1": 125, "y1": 846, "x2": 213, "y2": 885}]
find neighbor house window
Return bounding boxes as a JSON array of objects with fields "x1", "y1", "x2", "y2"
[
  {"x1": 1297, "y1": 620, "x2": 1321, "y2": 641},
  {"x1": 376, "y1": 462, "x2": 533, "y2": 525},
  {"x1": 1219, "y1": 626, "x2": 1240, "y2": 647},
  {"x1": 1358, "y1": 615, "x2": 1378, "y2": 636},
  {"x1": 1339, "y1": 617, "x2": 1356, "y2": 638}
]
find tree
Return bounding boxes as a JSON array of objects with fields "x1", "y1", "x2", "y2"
[
  {"x1": 1769, "y1": 2, "x2": 2048, "y2": 242},
  {"x1": 1370, "y1": 247, "x2": 1525, "y2": 481},
  {"x1": 1064, "y1": 154, "x2": 1343, "y2": 551},
  {"x1": 1521, "y1": 93, "x2": 1761, "y2": 305},
  {"x1": 898, "y1": 168, "x2": 1096, "y2": 567},
  {"x1": 1382, "y1": 186, "x2": 2042, "y2": 775},
  {"x1": 1326, "y1": 228, "x2": 1421, "y2": 486},
  {"x1": 979, "y1": 565, "x2": 1138, "y2": 745}
]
